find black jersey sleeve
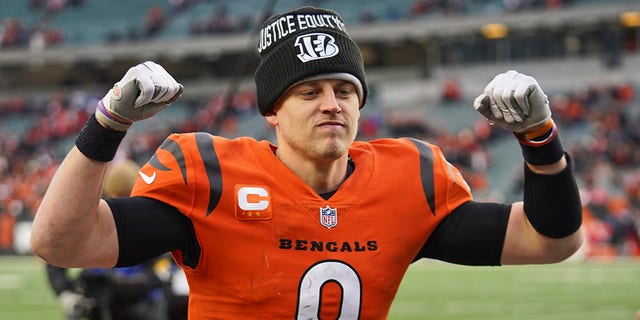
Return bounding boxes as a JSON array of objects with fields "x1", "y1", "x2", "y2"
[
  {"x1": 414, "y1": 201, "x2": 511, "y2": 266},
  {"x1": 106, "y1": 196, "x2": 200, "y2": 268}
]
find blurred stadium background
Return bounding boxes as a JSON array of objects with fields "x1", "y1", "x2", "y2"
[{"x1": 1, "y1": 0, "x2": 639, "y2": 319}]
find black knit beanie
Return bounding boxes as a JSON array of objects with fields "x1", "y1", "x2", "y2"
[{"x1": 254, "y1": 6, "x2": 368, "y2": 115}]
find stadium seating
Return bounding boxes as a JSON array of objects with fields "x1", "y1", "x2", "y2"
[{"x1": 1, "y1": 0, "x2": 637, "y2": 46}]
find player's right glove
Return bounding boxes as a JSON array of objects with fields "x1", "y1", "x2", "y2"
[{"x1": 95, "y1": 61, "x2": 183, "y2": 131}]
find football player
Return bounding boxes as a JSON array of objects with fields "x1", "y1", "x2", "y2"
[{"x1": 31, "y1": 6, "x2": 583, "y2": 319}]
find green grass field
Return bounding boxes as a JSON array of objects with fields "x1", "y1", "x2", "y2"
[{"x1": 1, "y1": 255, "x2": 638, "y2": 320}]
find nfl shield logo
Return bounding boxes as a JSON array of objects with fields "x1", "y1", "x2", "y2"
[{"x1": 320, "y1": 205, "x2": 338, "y2": 229}]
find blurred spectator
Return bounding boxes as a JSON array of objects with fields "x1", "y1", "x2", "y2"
[
  {"x1": 441, "y1": 77, "x2": 462, "y2": 102},
  {"x1": 602, "y1": 195, "x2": 638, "y2": 256},
  {"x1": 46, "y1": 0, "x2": 67, "y2": 14},
  {"x1": 359, "y1": 112, "x2": 384, "y2": 140},
  {"x1": 29, "y1": 0, "x2": 46, "y2": 9},
  {"x1": 0, "y1": 204, "x2": 16, "y2": 252},
  {"x1": 410, "y1": 0, "x2": 433, "y2": 18},
  {"x1": 144, "y1": 6, "x2": 166, "y2": 37},
  {"x1": 168, "y1": 0, "x2": 191, "y2": 15},
  {"x1": 359, "y1": 8, "x2": 376, "y2": 24},
  {"x1": 1, "y1": 18, "x2": 29, "y2": 48},
  {"x1": 545, "y1": 0, "x2": 563, "y2": 10}
]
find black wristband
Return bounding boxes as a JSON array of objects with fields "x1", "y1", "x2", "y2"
[
  {"x1": 517, "y1": 122, "x2": 565, "y2": 166},
  {"x1": 519, "y1": 136, "x2": 565, "y2": 166},
  {"x1": 75, "y1": 113, "x2": 126, "y2": 162},
  {"x1": 523, "y1": 154, "x2": 582, "y2": 238}
]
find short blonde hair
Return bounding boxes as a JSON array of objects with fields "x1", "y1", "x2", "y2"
[{"x1": 103, "y1": 159, "x2": 140, "y2": 198}]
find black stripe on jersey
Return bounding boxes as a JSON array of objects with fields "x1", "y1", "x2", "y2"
[
  {"x1": 149, "y1": 138, "x2": 188, "y2": 185},
  {"x1": 195, "y1": 133, "x2": 222, "y2": 217},
  {"x1": 407, "y1": 138, "x2": 436, "y2": 216}
]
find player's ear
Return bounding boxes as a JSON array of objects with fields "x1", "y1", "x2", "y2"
[{"x1": 264, "y1": 112, "x2": 278, "y2": 126}]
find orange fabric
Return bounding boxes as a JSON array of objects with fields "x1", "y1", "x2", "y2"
[
  {"x1": 132, "y1": 134, "x2": 472, "y2": 319},
  {"x1": 0, "y1": 212, "x2": 15, "y2": 251}
]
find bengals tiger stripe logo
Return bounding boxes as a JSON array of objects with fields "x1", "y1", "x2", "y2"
[{"x1": 294, "y1": 32, "x2": 339, "y2": 63}]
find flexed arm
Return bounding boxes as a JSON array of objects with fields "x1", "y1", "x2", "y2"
[
  {"x1": 31, "y1": 62, "x2": 182, "y2": 268},
  {"x1": 473, "y1": 70, "x2": 583, "y2": 264}
]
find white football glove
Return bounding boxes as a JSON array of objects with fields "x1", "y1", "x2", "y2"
[
  {"x1": 96, "y1": 61, "x2": 183, "y2": 131},
  {"x1": 473, "y1": 70, "x2": 551, "y2": 134}
]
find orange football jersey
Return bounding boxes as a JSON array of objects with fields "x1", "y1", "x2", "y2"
[{"x1": 131, "y1": 133, "x2": 472, "y2": 319}]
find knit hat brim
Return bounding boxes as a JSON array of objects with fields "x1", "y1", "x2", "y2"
[{"x1": 289, "y1": 72, "x2": 364, "y2": 105}]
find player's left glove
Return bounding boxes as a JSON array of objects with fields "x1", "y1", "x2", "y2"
[
  {"x1": 473, "y1": 70, "x2": 551, "y2": 135},
  {"x1": 474, "y1": 70, "x2": 564, "y2": 166}
]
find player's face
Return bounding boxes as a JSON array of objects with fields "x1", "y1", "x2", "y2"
[{"x1": 267, "y1": 79, "x2": 360, "y2": 161}]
